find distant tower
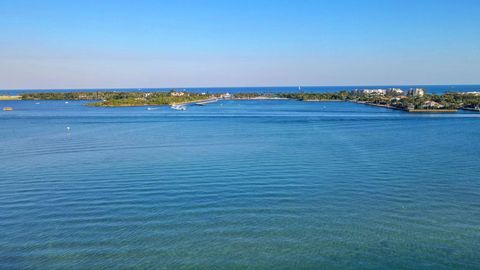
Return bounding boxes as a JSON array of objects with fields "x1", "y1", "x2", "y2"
[{"x1": 408, "y1": 88, "x2": 425, "y2": 97}]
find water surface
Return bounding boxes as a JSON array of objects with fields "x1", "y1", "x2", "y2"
[{"x1": 1, "y1": 100, "x2": 479, "y2": 269}]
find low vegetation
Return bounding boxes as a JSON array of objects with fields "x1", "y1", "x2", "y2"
[
  {"x1": 17, "y1": 90, "x2": 480, "y2": 111},
  {"x1": 21, "y1": 91, "x2": 212, "y2": 106}
]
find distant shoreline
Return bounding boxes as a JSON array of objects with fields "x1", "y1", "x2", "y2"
[
  {"x1": 0, "y1": 95, "x2": 21, "y2": 101},
  {"x1": 4, "y1": 89, "x2": 480, "y2": 113}
]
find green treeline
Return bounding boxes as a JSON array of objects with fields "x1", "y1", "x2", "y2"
[
  {"x1": 21, "y1": 91, "x2": 213, "y2": 106},
  {"x1": 19, "y1": 90, "x2": 480, "y2": 110},
  {"x1": 234, "y1": 91, "x2": 480, "y2": 110},
  {"x1": 276, "y1": 91, "x2": 351, "y2": 101},
  {"x1": 354, "y1": 92, "x2": 480, "y2": 110}
]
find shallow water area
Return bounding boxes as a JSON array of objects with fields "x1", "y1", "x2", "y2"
[{"x1": 1, "y1": 99, "x2": 479, "y2": 269}]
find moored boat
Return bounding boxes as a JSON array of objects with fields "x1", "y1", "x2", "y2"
[{"x1": 171, "y1": 105, "x2": 186, "y2": 111}]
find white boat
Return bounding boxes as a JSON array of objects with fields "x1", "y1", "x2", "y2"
[
  {"x1": 146, "y1": 107, "x2": 157, "y2": 111},
  {"x1": 171, "y1": 105, "x2": 186, "y2": 111}
]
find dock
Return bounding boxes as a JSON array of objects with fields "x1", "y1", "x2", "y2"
[
  {"x1": 195, "y1": 98, "x2": 218, "y2": 106},
  {"x1": 406, "y1": 109, "x2": 457, "y2": 113},
  {"x1": 364, "y1": 102, "x2": 403, "y2": 110},
  {"x1": 461, "y1": 107, "x2": 480, "y2": 112}
]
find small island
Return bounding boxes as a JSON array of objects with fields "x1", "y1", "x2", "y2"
[
  {"x1": 20, "y1": 91, "x2": 214, "y2": 107},
  {"x1": 13, "y1": 88, "x2": 480, "y2": 113}
]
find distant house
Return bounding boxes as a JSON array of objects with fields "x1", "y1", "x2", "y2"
[
  {"x1": 407, "y1": 88, "x2": 425, "y2": 97},
  {"x1": 386, "y1": 88, "x2": 404, "y2": 95},
  {"x1": 221, "y1": 93, "x2": 232, "y2": 99},
  {"x1": 390, "y1": 97, "x2": 403, "y2": 102},
  {"x1": 170, "y1": 91, "x2": 185, "y2": 97},
  {"x1": 459, "y1": 91, "x2": 480, "y2": 96},
  {"x1": 362, "y1": 89, "x2": 387, "y2": 95},
  {"x1": 422, "y1": 101, "x2": 444, "y2": 109}
]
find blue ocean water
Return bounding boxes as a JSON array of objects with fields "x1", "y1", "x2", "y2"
[{"x1": 1, "y1": 99, "x2": 480, "y2": 269}]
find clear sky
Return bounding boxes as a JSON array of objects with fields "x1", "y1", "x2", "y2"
[{"x1": 0, "y1": 0, "x2": 479, "y2": 89}]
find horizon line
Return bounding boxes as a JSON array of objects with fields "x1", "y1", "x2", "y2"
[{"x1": 1, "y1": 83, "x2": 480, "y2": 91}]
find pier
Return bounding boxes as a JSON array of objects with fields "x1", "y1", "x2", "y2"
[{"x1": 195, "y1": 98, "x2": 218, "y2": 106}]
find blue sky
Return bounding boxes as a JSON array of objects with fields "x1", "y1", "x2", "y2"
[{"x1": 0, "y1": 0, "x2": 479, "y2": 89}]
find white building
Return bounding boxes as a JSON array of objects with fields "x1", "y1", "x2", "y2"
[
  {"x1": 459, "y1": 91, "x2": 480, "y2": 96},
  {"x1": 362, "y1": 89, "x2": 387, "y2": 95},
  {"x1": 220, "y1": 93, "x2": 232, "y2": 99},
  {"x1": 422, "y1": 101, "x2": 444, "y2": 109},
  {"x1": 386, "y1": 88, "x2": 404, "y2": 95},
  {"x1": 170, "y1": 91, "x2": 185, "y2": 97},
  {"x1": 408, "y1": 88, "x2": 425, "y2": 97}
]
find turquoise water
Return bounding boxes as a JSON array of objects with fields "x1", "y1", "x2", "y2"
[{"x1": 1, "y1": 100, "x2": 480, "y2": 269}]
